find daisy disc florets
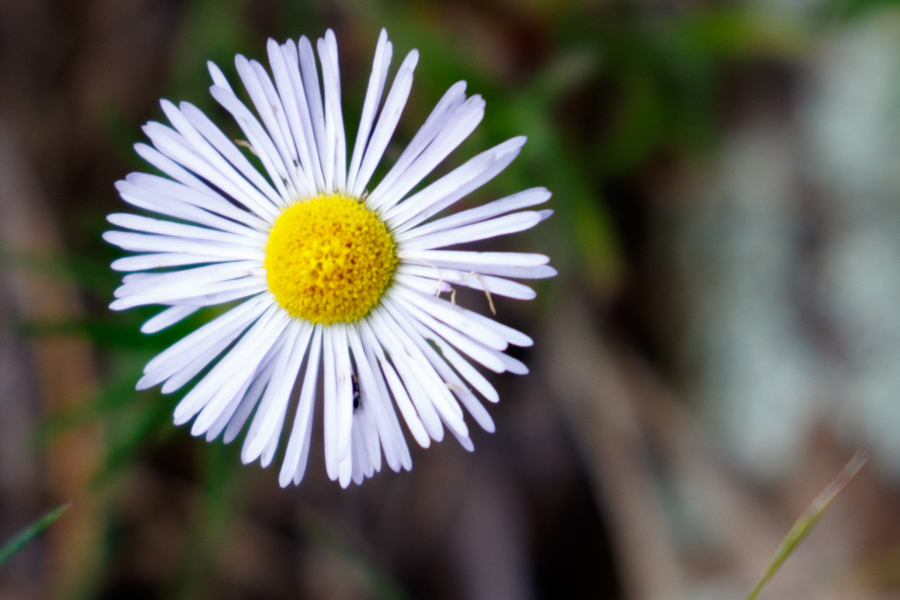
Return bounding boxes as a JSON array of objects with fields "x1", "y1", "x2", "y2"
[{"x1": 104, "y1": 28, "x2": 555, "y2": 488}]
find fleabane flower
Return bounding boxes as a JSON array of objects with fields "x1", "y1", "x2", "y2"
[{"x1": 104, "y1": 29, "x2": 555, "y2": 488}]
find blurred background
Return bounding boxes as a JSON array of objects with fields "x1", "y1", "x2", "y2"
[{"x1": 2, "y1": 0, "x2": 900, "y2": 598}]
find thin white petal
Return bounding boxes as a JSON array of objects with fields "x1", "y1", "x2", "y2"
[
  {"x1": 118, "y1": 173, "x2": 267, "y2": 231},
  {"x1": 392, "y1": 286, "x2": 507, "y2": 350},
  {"x1": 387, "y1": 293, "x2": 506, "y2": 373},
  {"x1": 347, "y1": 29, "x2": 392, "y2": 192},
  {"x1": 396, "y1": 265, "x2": 536, "y2": 301},
  {"x1": 243, "y1": 321, "x2": 312, "y2": 463},
  {"x1": 279, "y1": 40, "x2": 326, "y2": 190},
  {"x1": 379, "y1": 305, "x2": 469, "y2": 438},
  {"x1": 400, "y1": 211, "x2": 542, "y2": 252},
  {"x1": 322, "y1": 327, "x2": 339, "y2": 480},
  {"x1": 398, "y1": 187, "x2": 551, "y2": 241},
  {"x1": 173, "y1": 305, "x2": 288, "y2": 424},
  {"x1": 366, "y1": 311, "x2": 445, "y2": 442},
  {"x1": 237, "y1": 56, "x2": 307, "y2": 198},
  {"x1": 194, "y1": 328, "x2": 289, "y2": 437},
  {"x1": 143, "y1": 121, "x2": 280, "y2": 220},
  {"x1": 207, "y1": 61, "x2": 233, "y2": 92},
  {"x1": 359, "y1": 322, "x2": 430, "y2": 449},
  {"x1": 106, "y1": 213, "x2": 265, "y2": 247},
  {"x1": 180, "y1": 101, "x2": 285, "y2": 205},
  {"x1": 386, "y1": 137, "x2": 526, "y2": 233},
  {"x1": 160, "y1": 100, "x2": 283, "y2": 216},
  {"x1": 365, "y1": 81, "x2": 468, "y2": 213},
  {"x1": 209, "y1": 84, "x2": 297, "y2": 201},
  {"x1": 280, "y1": 327, "x2": 322, "y2": 487},
  {"x1": 110, "y1": 275, "x2": 262, "y2": 311},
  {"x1": 116, "y1": 261, "x2": 260, "y2": 298},
  {"x1": 267, "y1": 38, "x2": 320, "y2": 193},
  {"x1": 297, "y1": 36, "x2": 329, "y2": 189},
  {"x1": 368, "y1": 95, "x2": 484, "y2": 213},
  {"x1": 141, "y1": 305, "x2": 199, "y2": 334},
  {"x1": 103, "y1": 231, "x2": 264, "y2": 261},
  {"x1": 333, "y1": 325, "x2": 354, "y2": 463},
  {"x1": 224, "y1": 357, "x2": 278, "y2": 444},
  {"x1": 347, "y1": 326, "x2": 401, "y2": 472},
  {"x1": 351, "y1": 50, "x2": 419, "y2": 197},
  {"x1": 318, "y1": 31, "x2": 347, "y2": 192}
]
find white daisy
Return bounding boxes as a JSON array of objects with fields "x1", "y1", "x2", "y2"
[{"x1": 105, "y1": 28, "x2": 555, "y2": 488}]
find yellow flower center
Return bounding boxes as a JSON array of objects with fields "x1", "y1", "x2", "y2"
[{"x1": 264, "y1": 194, "x2": 397, "y2": 324}]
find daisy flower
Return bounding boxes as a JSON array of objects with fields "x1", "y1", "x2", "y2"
[{"x1": 105, "y1": 29, "x2": 555, "y2": 488}]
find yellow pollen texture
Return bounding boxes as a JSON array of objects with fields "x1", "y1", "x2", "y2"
[{"x1": 265, "y1": 194, "x2": 397, "y2": 324}]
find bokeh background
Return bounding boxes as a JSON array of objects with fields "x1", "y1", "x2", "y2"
[{"x1": 2, "y1": 0, "x2": 900, "y2": 598}]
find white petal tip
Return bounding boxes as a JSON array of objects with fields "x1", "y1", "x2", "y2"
[
  {"x1": 135, "y1": 377, "x2": 155, "y2": 391},
  {"x1": 172, "y1": 411, "x2": 192, "y2": 427}
]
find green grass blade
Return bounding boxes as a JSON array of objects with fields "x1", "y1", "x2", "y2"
[
  {"x1": 744, "y1": 451, "x2": 868, "y2": 600},
  {"x1": 0, "y1": 504, "x2": 70, "y2": 568}
]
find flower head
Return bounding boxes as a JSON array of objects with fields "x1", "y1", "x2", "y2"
[{"x1": 105, "y1": 29, "x2": 555, "y2": 488}]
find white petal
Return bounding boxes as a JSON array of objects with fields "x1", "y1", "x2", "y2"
[
  {"x1": 376, "y1": 306, "x2": 468, "y2": 427},
  {"x1": 141, "y1": 305, "x2": 199, "y2": 334},
  {"x1": 347, "y1": 326, "x2": 401, "y2": 472},
  {"x1": 111, "y1": 252, "x2": 230, "y2": 272},
  {"x1": 368, "y1": 95, "x2": 484, "y2": 213},
  {"x1": 194, "y1": 328, "x2": 288, "y2": 437},
  {"x1": 180, "y1": 101, "x2": 285, "y2": 205},
  {"x1": 400, "y1": 211, "x2": 542, "y2": 252},
  {"x1": 405, "y1": 315, "x2": 499, "y2": 403},
  {"x1": 237, "y1": 56, "x2": 308, "y2": 198},
  {"x1": 387, "y1": 294, "x2": 506, "y2": 373},
  {"x1": 351, "y1": 50, "x2": 419, "y2": 197},
  {"x1": 359, "y1": 322, "x2": 430, "y2": 449},
  {"x1": 365, "y1": 81, "x2": 468, "y2": 213},
  {"x1": 118, "y1": 173, "x2": 267, "y2": 231},
  {"x1": 317, "y1": 31, "x2": 347, "y2": 192},
  {"x1": 243, "y1": 321, "x2": 312, "y2": 463},
  {"x1": 207, "y1": 61, "x2": 233, "y2": 92},
  {"x1": 347, "y1": 29, "x2": 392, "y2": 193},
  {"x1": 267, "y1": 38, "x2": 321, "y2": 193},
  {"x1": 333, "y1": 325, "x2": 354, "y2": 463},
  {"x1": 398, "y1": 187, "x2": 550, "y2": 241},
  {"x1": 366, "y1": 311, "x2": 445, "y2": 442},
  {"x1": 280, "y1": 326, "x2": 322, "y2": 487},
  {"x1": 396, "y1": 265, "x2": 536, "y2": 301},
  {"x1": 392, "y1": 286, "x2": 507, "y2": 350},
  {"x1": 107, "y1": 213, "x2": 265, "y2": 247},
  {"x1": 297, "y1": 36, "x2": 329, "y2": 190},
  {"x1": 209, "y1": 84, "x2": 297, "y2": 201},
  {"x1": 103, "y1": 230, "x2": 264, "y2": 261},
  {"x1": 322, "y1": 327, "x2": 339, "y2": 480},
  {"x1": 223, "y1": 358, "x2": 278, "y2": 444},
  {"x1": 385, "y1": 136, "x2": 526, "y2": 232},
  {"x1": 158, "y1": 325, "x2": 246, "y2": 394},
  {"x1": 173, "y1": 305, "x2": 288, "y2": 424},
  {"x1": 160, "y1": 100, "x2": 283, "y2": 216},
  {"x1": 142, "y1": 295, "x2": 266, "y2": 370},
  {"x1": 143, "y1": 121, "x2": 280, "y2": 220},
  {"x1": 116, "y1": 261, "x2": 260, "y2": 298},
  {"x1": 278, "y1": 40, "x2": 326, "y2": 190},
  {"x1": 110, "y1": 275, "x2": 263, "y2": 311},
  {"x1": 390, "y1": 307, "x2": 494, "y2": 430}
]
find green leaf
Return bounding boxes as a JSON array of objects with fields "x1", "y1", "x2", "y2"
[
  {"x1": 0, "y1": 504, "x2": 70, "y2": 568},
  {"x1": 744, "y1": 451, "x2": 868, "y2": 600}
]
